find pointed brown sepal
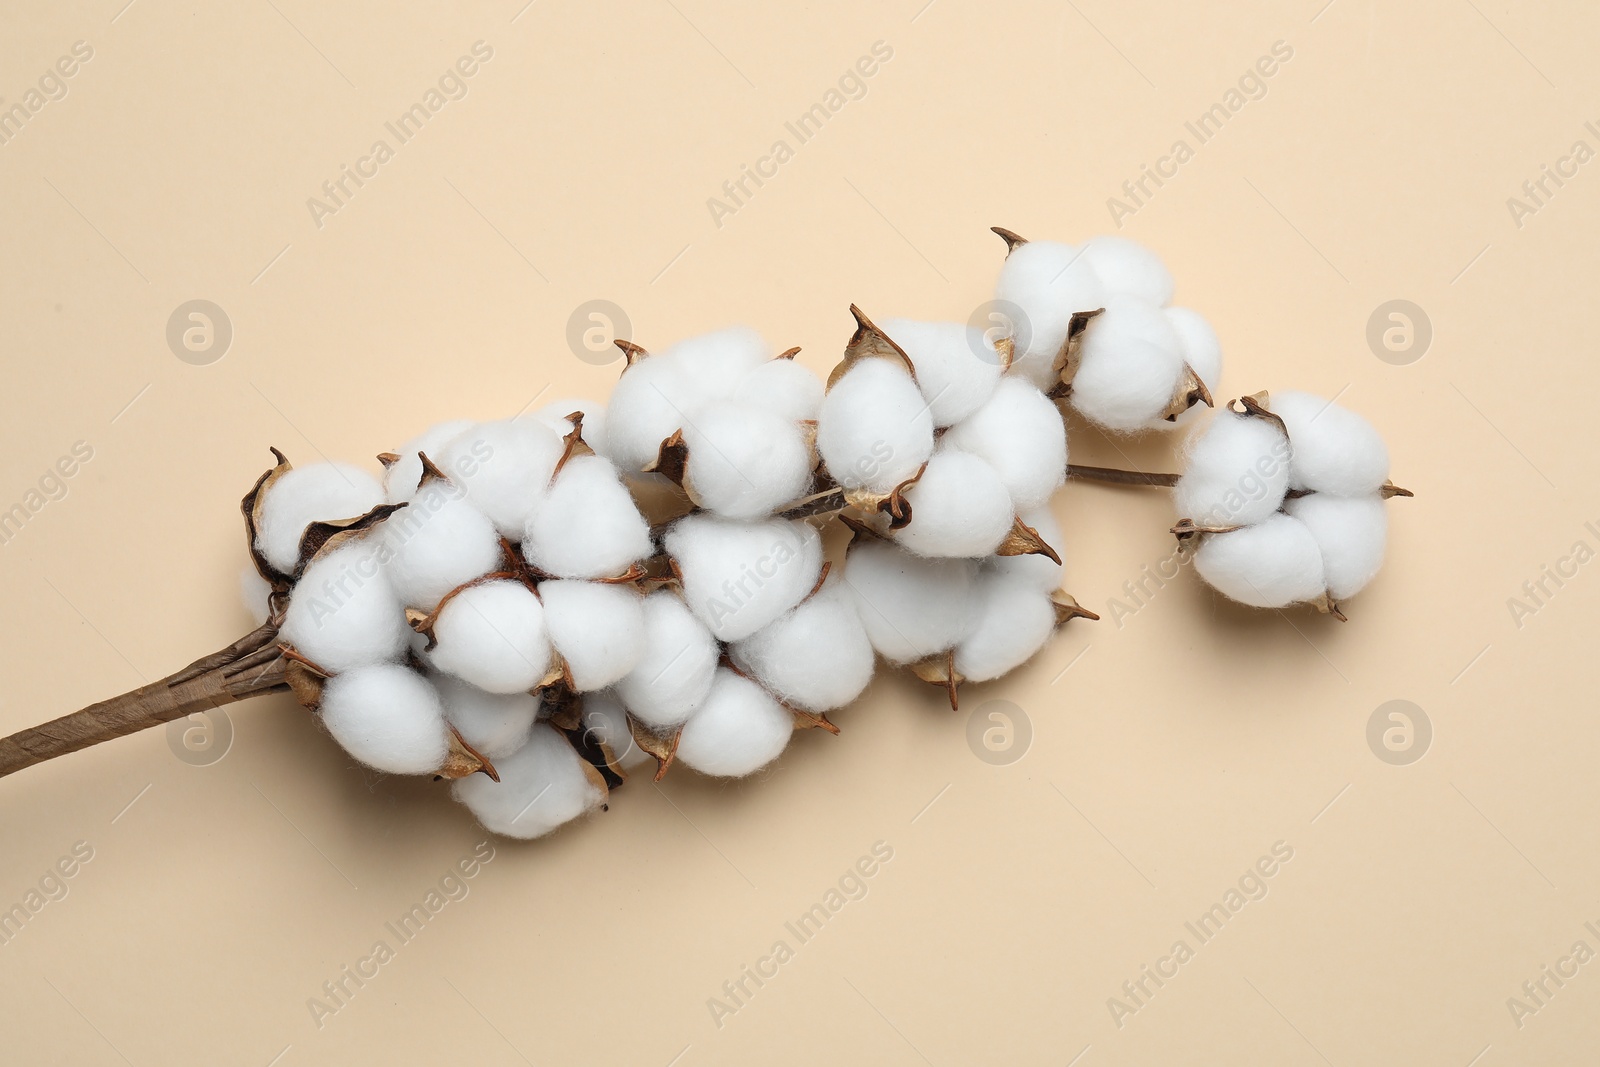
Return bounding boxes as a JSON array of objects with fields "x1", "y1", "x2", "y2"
[
  {"x1": 540, "y1": 677, "x2": 583, "y2": 730},
  {"x1": 880, "y1": 463, "x2": 926, "y2": 531},
  {"x1": 414, "y1": 451, "x2": 451, "y2": 492},
  {"x1": 1381, "y1": 480, "x2": 1414, "y2": 499},
  {"x1": 1227, "y1": 390, "x2": 1290, "y2": 438},
  {"x1": 776, "y1": 346, "x2": 801, "y2": 360},
  {"x1": 279, "y1": 646, "x2": 331, "y2": 711},
  {"x1": 538, "y1": 653, "x2": 573, "y2": 692},
  {"x1": 828, "y1": 305, "x2": 917, "y2": 390},
  {"x1": 991, "y1": 226, "x2": 1028, "y2": 254},
  {"x1": 791, "y1": 708, "x2": 840, "y2": 735},
  {"x1": 990, "y1": 334, "x2": 1016, "y2": 372},
  {"x1": 1170, "y1": 518, "x2": 1244, "y2": 545},
  {"x1": 628, "y1": 716, "x2": 682, "y2": 782},
  {"x1": 1050, "y1": 590, "x2": 1100, "y2": 626},
  {"x1": 551, "y1": 413, "x2": 596, "y2": 483},
  {"x1": 1161, "y1": 365, "x2": 1214, "y2": 422},
  {"x1": 996, "y1": 516, "x2": 1062, "y2": 564},
  {"x1": 1050, "y1": 307, "x2": 1104, "y2": 392},
  {"x1": 241, "y1": 448, "x2": 296, "y2": 594},
  {"x1": 437, "y1": 724, "x2": 500, "y2": 782},
  {"x1": 294, "y1": 502, "x2": 408, "y2": 576},
  {"x1": 1312, "y1": 592, "x2": 1348, "y2": 622},
  {"x1": 615, "y1": 339, "x2": 649, "y2": 367},
  {"x1": 376, "y1": 452, "x2": 401, "y2": 469},
  {"x1": 558, "y1": 717, "x2": 626, "y2": 791},
  {"x1": 596, "y1": 562, "x2": 649, "y2": 585},
  {"x1": 908, "y1": 649, "x2": 962, "y2": 711},
  {"x1": 644, "y1": 428, "x2": 690, "y2": 488},
  {"x1": 839, "y1": 513, "x2": 889, "y2": 546},
  {"x1": 803, "y1": 560, "x2": 832, "y2": 602}
]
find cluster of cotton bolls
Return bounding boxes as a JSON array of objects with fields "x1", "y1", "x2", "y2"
[{"x1": 1171, "y1": 391, "x2": 1411, "y2": 617}]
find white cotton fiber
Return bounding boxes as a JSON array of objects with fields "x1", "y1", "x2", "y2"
[
  {"x1": 603, "y1": 356, "x2": 698, "y2": 472},
  {"x1": 816, "y1": 360, "x2": 934, "y2": 494},
  {"x1": 880, "y1": 319, "x2": 1002, "y2": 427},
  {"x1": 429, "y1": 579, "x2": 552, "y2": 694},
  {"x1": 682, "y1": 403, "x2": 814, "y2": 519},
  {"x1": 382, "y1": 480, "x2": 503, "y2": 610},
  {"x1": 730, "y1": 580, "x2": 875, "y2": 712},
  {"x1": 256, "y1": 462, "x2": 384, "y2": 575},
  {"x1": 1174, "y1": 411, "x2": 1291, "y2": 527},
  {"x1": 954, "y1": 573, "x2": 1057, "y2": 682},
  {"x1": 436, "y1": 419, "x2": 565, "y2": 539},
  {"x1": 320, "y1": 664, "x2": 449, "y2": 775},
  {"x1": 994, "y1": 240, "x2": 1108, "y2": 389},
  {"x1": 280, "y1": 542, "x2": 410, "y2": 673},
  {"x1": 665, "y1": 515, "x2": 823, "y2": 641},
  {"x1": 582, "y1": 691, "x2": 651, "y2": 770},
  {"x1": 1192, "y1": 514, "x2": 1326, "y2": 608},
  {"x1": 452, "y1": 722, "x2": 605, "y2": 839},
  {"x1": 1080, "y1": 235, "x2": 1176, "y2": 306},
  {"x1": 667, "y1": 326, "x2": 772, "y2": 403},
  {"x1": 1269, "y1": 391, "x2": 1391, "y2": 496},
  {"x1": 436, "y1": 674, "x2": 539, "y2": 761},
  {"x1": 843, "y1": 539, "x2": 977, "y2": 663},
  {"x1": 984, "y1": 506, "x2": 1064, "y2": 591},
  {"x1": 732, "y1": 358, "x2": 824, "y2": 423},
  {"x1": 1071, "y1": 300, "x2": 1186, "y2": 432},
  {"x1": 385, "y1": 420, "x2": 474, "y2": 503},
  {"x1": 535, "y1": 399, "x2": 608, "y2": 459},
  {"x1": 893, "y1": 451, "x2": 1014, "y2": 558},
  {"x1": 1164, "y1": 307, "x2": 1222, "y2": 401},
  {"x1": 538, "y1": 579, "x2": 645, "y2": 691},
  {"x1": 240, "y1": 565, "x2": 272, "y2": 626},
  {"x1": 1286, "y1": 493, "x2": 1388, "y2": 601},
  {"x1": 675, "y1": 669, "x2": 793, "y2": 778},
  {"x1": 941, "y1": 377, "x2": 1067, "y2": 510},
  {"x1": 522, "y1": 455, "x2": 651, "y2": 579},
  {"x1": 613, "y1": 591, "x2": 719, "y2": 728}
]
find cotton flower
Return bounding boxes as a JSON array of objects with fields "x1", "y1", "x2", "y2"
[
  {"x1": 675, "y1": 669, "x2": 793, "y2": 777},
  {"x1": 382, "y1": 473, "x2": 502, "y2": 611},
  {"x1": 436, "y1": 674, "x2": 539, "y2": 761},
  {"x1": 613, "y1": 590, "x2": 718, "y2": 728},
  {"x1": 279, "y1": 541, "x2": 410, "y2": 673},
  {"x1": 426, "y1": 579, "x2": 552, "y2": 694},
  {"x1": 537, "y1": 579, "x2": 645, "y2": 691},
  {"x1": 255, "y1": 462, "x2": 385, "y2": 575},
  {"x1": 843, "y1": 537, "x2": 977, "y2": 664},
  {"x1": 451, "y1": 723, "x2": 607, "y2": 839},
  {"x1": 319, "y1": 664, "x2": 451, "y2": 775},
  {"x1": 730, "y1": 579, "x2": 874, "y2": 713},
  {"x1": 522, "y1": 454, "x2": 651, "y2": 579},
  {"x1": 664, "y1": 514, "x2": 823, "y2": 642}
]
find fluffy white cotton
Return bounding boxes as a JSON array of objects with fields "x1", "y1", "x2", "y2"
[
  {"x1": 730, "y1": 580, "x2": 875, "y2": 712},
  {"x1": 893, "y1": 451, "x2": 1014, "y2": 558},
  {"x1": 522, "y1": 455, "x2": 651, "y2": 579},
  {"x1": 1193, "y1": 514, "x2": 1326, "y2": 608},
  {"x1": 1081, "y1": 235, "x2": 1175, "y2": 306},
  {"x1": 941, "y1": 377, "x2": 1067, "y2": 510},
  {"x1": 675, "y1": 669, "x2": 793, "y2": 778},
  {"x1": 665, "y1": 515, "x2": 823, "y2": 641},
  {"x1": 320, "y1": 665, "x2": 449, "y2": 775},
  {"x1": 538, "y1": 579, "x2": 645, "y2": 691},
  {"x1": 452, "y1": 723, "x2": 604, "y2": 839},
  {"x1": 682, "y1": 403, "x2": 814, "y2": 519},
  {"x1": 954, "y1": 573, "x2": 1057, "y2": 682},
  {"x1": 436, "y1": 674, "x2": 539, "y2": 761},
  {"x1": 535, "y1": 399, "x2": 608, "y2": 458},
  {"x1": 603, "y1": 356, "x2": 698, "y2": 472},
  {"x1": 385, "y1": 420, "x2": 474, "y2": 503},
  {"x1": 984, "y1": 506, "x2": 1064, "y2": 591},
  {"x1": 437, "y1": 419, "x2": 565, "y2": 538},
  {"x1": 1286, "y1": 493, "x2": 1388, "y2": 601},
  {"x1": 429, "y1": 580, "x2": 551, "y2": 694},
  {"x1": 881, "y1": 319, "x2": 1003, "y2": 427},
  {"x1": 240, "y1": 565, "x2": 272, "y2": 626},
  {"x1": 732, "y1": 358, "x2": 824, "y2": 422},
  {"x1": 256, "y1": 463, "x2": 384, "y2": 575},
  {"x1": 1269, "y1": 391, "x2": 1391, "y2": 496},
  {"x1": 581, "y1": 690, "x2": 651, "y2": 770},
  {"x1": 1164, "y1": 307, "x2": 1222, "y2": 401},
  {"x1": 1071, "y1": 301, "x2": 1187, "y2": 432},
  {"x1": 668, "y1": 326, "x2": 772, "y2": 403},
  {"x1": 382, "y1": 480, "x2": 503, "y2": 610},
  {"x1": 816, "y1": 360, "x2": 934, "y2": 494},
  {"x1": 994, "y1": 240, "x2": 1108, "y2": 389},
  {"x1": 280, "y1": 542, "x2": 410, "y2": 672},
  {"x1": 843, "y1": 539, "x2": 977, "y2": 663},
  {"x1": 1174, "y1": 411, "x2": 1291, "y2": 527},
  {"x1": 614, "y1": 591, "x2": 719, "y2": 728}
]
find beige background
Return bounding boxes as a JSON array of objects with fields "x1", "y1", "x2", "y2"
[{"x1": 1, "y1": 0, "x2": 1597, "y2": 1063}]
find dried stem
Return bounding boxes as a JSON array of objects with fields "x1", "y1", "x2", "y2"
[
  {"x1": 1066, "y1": 463, "x2": 1180, "y2": 488},
  {"x1": 0, "y1": 623, "x2": 289, "y2": 781}
]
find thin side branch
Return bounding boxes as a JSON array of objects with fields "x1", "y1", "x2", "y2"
[{"x1": 1066, "y1": 463, "x2": 1180, "y2": 488}]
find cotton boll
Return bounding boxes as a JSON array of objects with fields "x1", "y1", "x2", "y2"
[
  {"x1": 429, "y1": 580, "x2": 552, "y2": 694},
  {"x1": 437, "y1": 419, "x2": 565, "y2": 538},
  {"x1": 1081, "y1": 235, "x2": 1176, "y2": 306},
  {"x1": 581, "y1": 691, "x2": 651, "y2": 770},
  {"x1": 385, "y1": 420, "x2": 475, "y2": 503},
  {"x1": 1070, "y1": 337, "x2": 1185, "y2": 433},
  {"x1": 954, "y1": 573, "x2": 1057, "y2": 682},
  {"x1": 941, "y1": 377, "x2": 1067, "y2": 510},
  {"x1": 255, "y1": 462, "x2": 384, "y2": 574},
  {"x1": 522, "y1": 455, "x2": 652, "y2": 579},
  {"x1": 240, "y1": 565, "x2": 272, "y2": 626},
  {"x1": 667, "y1": 326, "x2": 772, "y2": 403},
  {"x1": 816, "y1": 360, "x2": 934, "y2": 493},
  {"x1": 675, "y1": 669, "x2": 793, "y2": 778},
  {"x1": 320, "y1": 664, "x2": 449, "y2": 775},
  {"x1": 538, "y1": 579, "x2": 645, "y2": 691},
  {"x1": 1286, "y1": 493, "x2": 1388, "y2": 601},
  {"x1": 280, "y1": 542, "x2": 411, "y2": 672},
  {"x1": 1270, "y1": 391, "x2": 1391, "y2": 496},
  {"x1": 436, "y1": 674, "x2": 539, "y2": 761},
  {"x1": 880, "y1": 319, "x2": 1003, "y2": 427},
  {"x1": 603, "y1": 356, "x2": 699, "y2": 472},
  {"x1": 1164, "y1": 308, "x2": 1222, "y2": 397},
  {"x1": 730, "y1": 581, "x2": 875, "y2": 712},
  {"x1": 452, "y1": 723, "x2": 605, "y2": 839},
  {"x1": 665, "y1": 515, "x2": 824, "y2": 641},
  {"x1": 1192, "y1": 514, "x2": 1326, "y2": 608},
  {"x1": 843, "y1": 539, "x2": 977, "y2": 663},
  {"x1": 994, "y1": 240, "x2": 1108, "y2": 389},
  {"x1": 682, "y1": 403, "x2": 814, "y2": 519},
  {"x1": 535, "y1": 399, "x2": 608, "y2": 458},
  {"x1": 1173, "y1": 411, "x2": 1291, "y2": 527},
  {"x1": 732, "y1": 358, "x2": 824, "y2": 422},
  {"x1": 382, "y1": 480, "x2": 503, "y2": 610},
  {"x1": 614, "y1": 591, "x2": 719, "y2": 728},
  {"x1": 984, "y1": 506, "x2": 1064, "y2": 591},
  {"x1": 893, "y1": 451, "x2": 1014, "y2": 558}
]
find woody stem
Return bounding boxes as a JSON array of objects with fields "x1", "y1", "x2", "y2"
[{"x1": 1066, "y1": 464, "x2": 1180, "y2": 488}]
